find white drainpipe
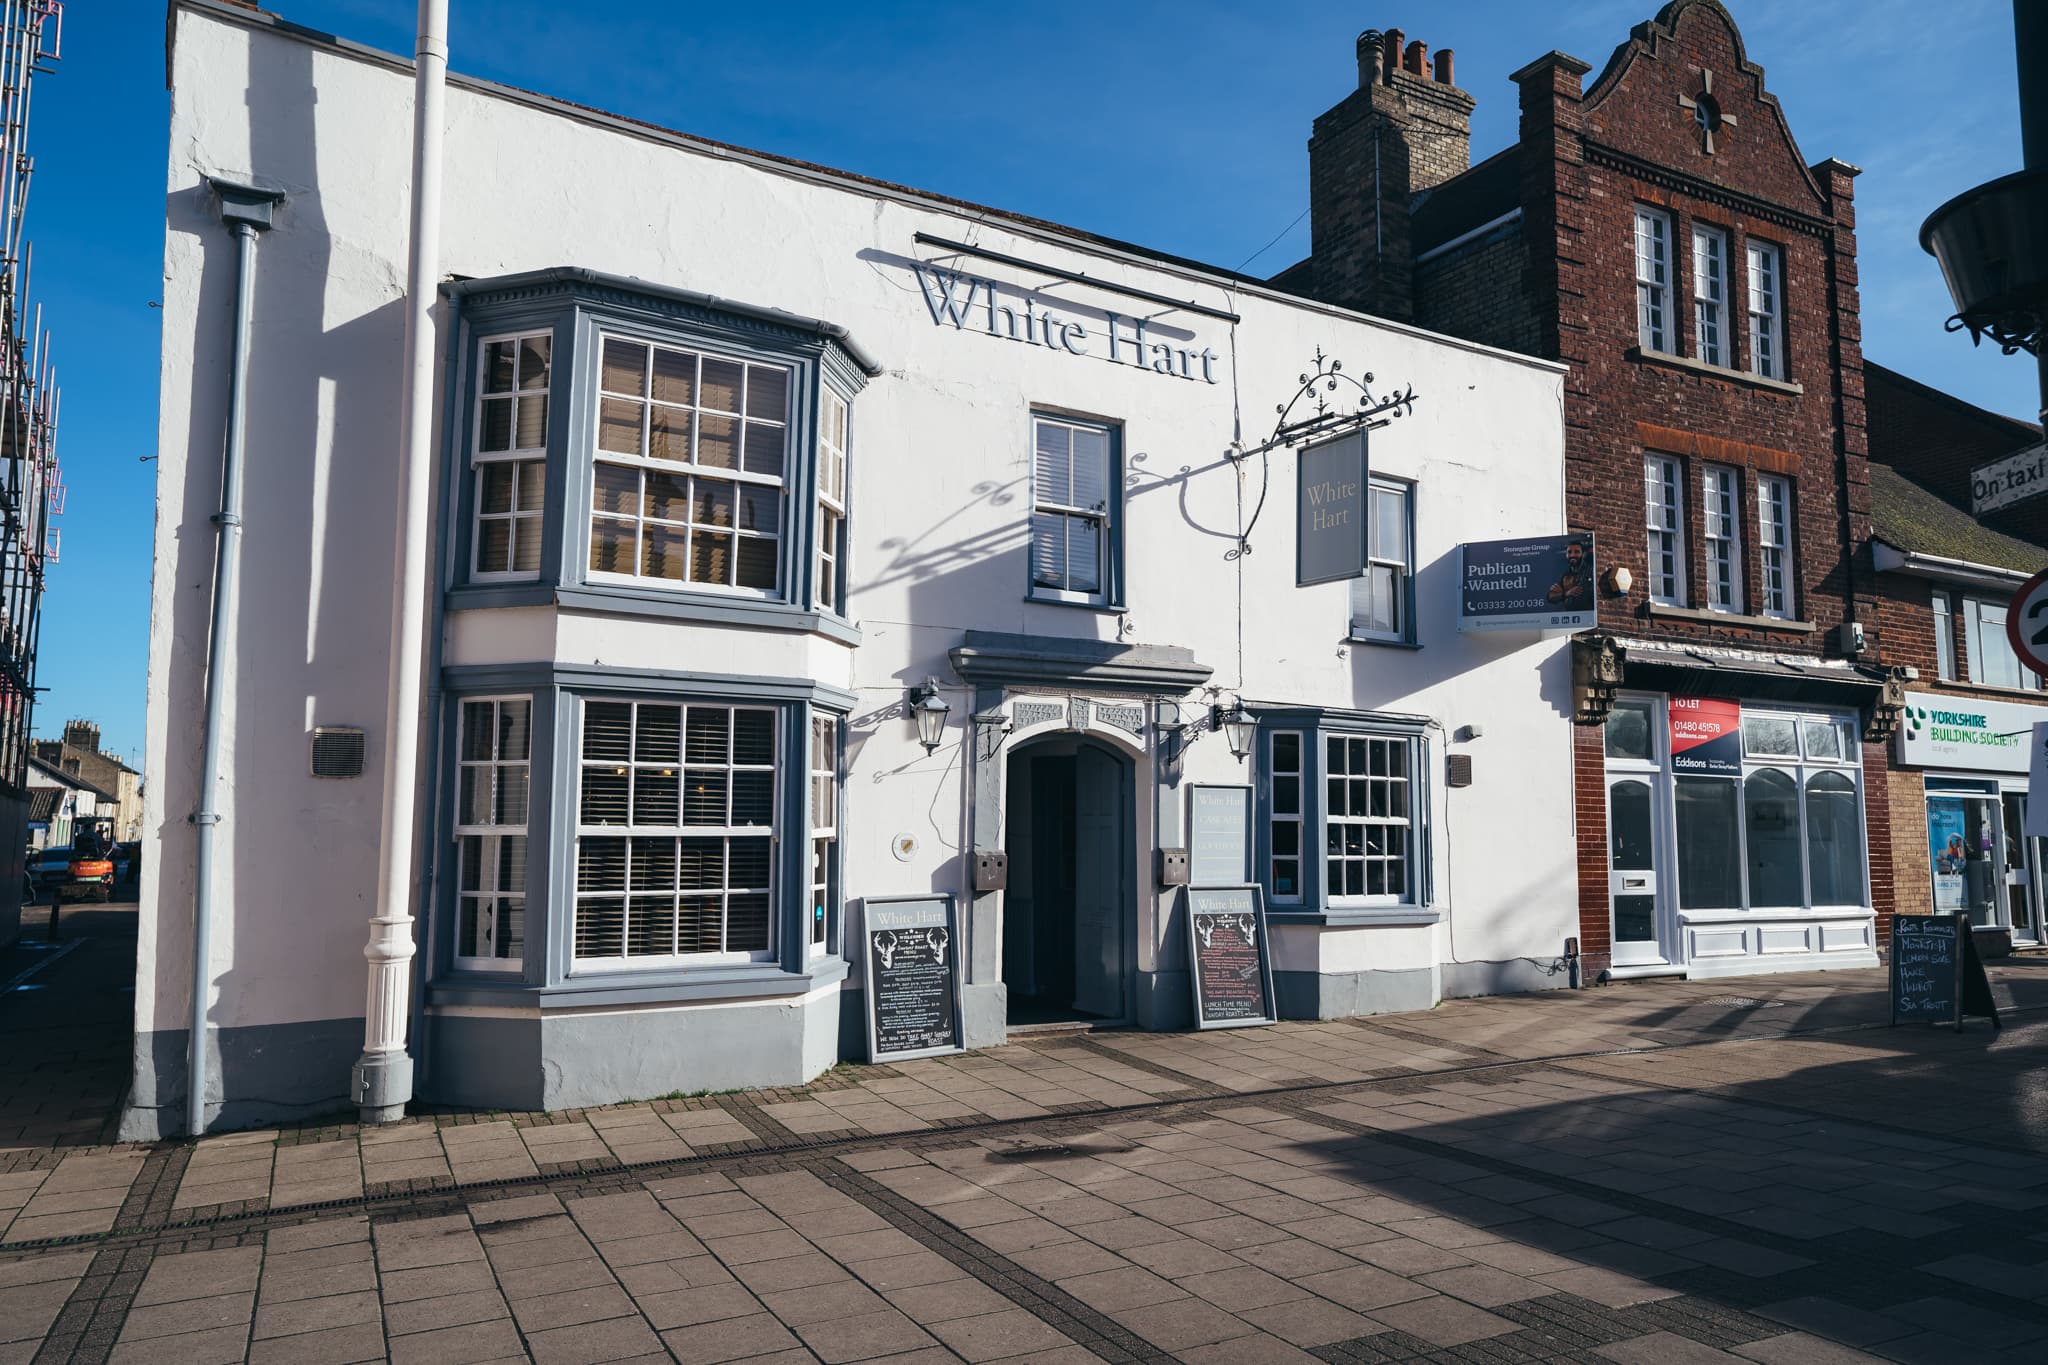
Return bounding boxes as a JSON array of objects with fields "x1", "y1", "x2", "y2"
[{"x1": 353, "y1": 0, "x2": 448, "y2": 1124}]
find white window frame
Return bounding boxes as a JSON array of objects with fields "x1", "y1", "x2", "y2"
[
  {"x1": 588, "y1": 333, "x2": 791, "y2": 600},
  {"x1": 816, "y1": 390, "x2": 850, "y2": 614},
  {"x1": 572, "y1": 699, "x2": 781, "y2": 968},
  {"x1": 1701, "y1": 463, "x2": 1743, "y2": 613},
  {"x1": 1028, "y1": 413, "x2": 1118, "y2": 606},
  {"x1": 1692, "y1": 225, "x2": 1728, "y2": 367},
  {"x1": 1746, "y1": 240, "x2": 1784, "y2": 380},
  {"x1": 1323, "y1": 732, "x2": 1419, "y2": 907},
  {"x1": 470, "y1": 331, "x2": 551, "y2": 583},
  {"x1": 1933, "y1": 589, "x2": 1957, "y2": 681},
  {"x1": 453, "y1": 697, "x2": 532, "y2": 971},
  {"x1": 809, "y1": 712, "x2": 839, "y2": 954},
  {"x1": 1964, "y1": 596, "x2": 2044, "y2": 691},
  {"x1": 1757, "y1": 474, "x2": 1793, "y2": 619},
  {"x1": 1634, "y1": 206, "x2": 1673, "y2": 352},
  {"x1": 1644, "y1": 454, "x2": 1686, "y2": 606},
  {"x1": 1735, "y1": 707, "x2": 1869, "y2": 913},
  {"x1": 1349, "y1": 477, "x2": 1413, "y2": 643}
]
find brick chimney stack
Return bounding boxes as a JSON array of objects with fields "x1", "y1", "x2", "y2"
[
  {"x1": 1306, "y1": 24, "x2": 1475, "y2": 320},
  {"x1": 62, "y1": 719, "x2": 100, "y2": 754}
]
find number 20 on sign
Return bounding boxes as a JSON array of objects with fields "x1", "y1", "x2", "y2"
[{"x1": 2010, "y1": 568, "x2": 2048, "y2": 681}]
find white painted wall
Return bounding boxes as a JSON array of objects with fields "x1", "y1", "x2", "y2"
[{"x1": 145, "y1": 5, "x2": 1577, "y2": 1053}]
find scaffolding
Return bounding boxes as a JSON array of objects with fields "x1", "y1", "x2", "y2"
[{"x1": 0, "y1": 0, "x2": 59, "y2": 797}]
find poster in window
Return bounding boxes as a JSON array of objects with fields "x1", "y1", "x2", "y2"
[
  {"x1": 1669, "y1": 697, "x2": 1742, "y2": 776},
  {"x1": 1926, "y1": 798, "x2": 1967, "y2": 912}
]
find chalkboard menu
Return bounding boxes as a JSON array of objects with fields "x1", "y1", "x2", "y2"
[
  {"x1": 1185, "y1": 885, "x2": 1276, "y2": 1030},
  {"x1": 862, "y1": 896, "x2": 964, "y2": 1062},
  {"x1": 1188, "y1": 785, "x2": 1251, "y2": 887},
  {"x1": 1890, "y1": 914, "x2": 2001, "y2": 1029}
]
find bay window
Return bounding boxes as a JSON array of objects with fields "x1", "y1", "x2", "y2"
[
  {"x1": 471, "y1": 333, "x2": 551, "y2": 578},
  {"x1": 1259, "y1": 716, "x2": 1431, "y2": 915},
  {"x1": 455, "y1": 698, "x2": 532, "y2": 969}
]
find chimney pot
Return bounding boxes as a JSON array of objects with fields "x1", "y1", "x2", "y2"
[
  {"x1": 1404, "y1": 40, "x2": 1426, "y2": 76},
  {"x1": 1433, "y1": 48, "x2": 1454, "y2": 84},
  {"x1": 1383, "y1": 28, "x2": 1404, "y2": 84},
  {"x1": 1356, "y1": 30, "x2": 1385, "y2": 88}
]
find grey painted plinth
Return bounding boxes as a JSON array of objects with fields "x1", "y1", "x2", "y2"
[
  {"x1": 1274, "y1": 967, "x2": 1436, "y2": 1021},
  {"x1": 1441, "y1": 958, "x2": 1571, "y2": 999},
  {"x1": 425, "y1": 992, "x2": 841, "y2": 1111},
  {"x1": 120, "y1": 1017, "x2": 364, "y2": 1140}
]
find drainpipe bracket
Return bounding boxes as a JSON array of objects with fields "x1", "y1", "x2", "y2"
[
  {"x1": 191, "y1": 812, "x2": 222, "y2": 826},
  {"x1": 210, "y1": 512, "x2": 241, "y2": 529}
]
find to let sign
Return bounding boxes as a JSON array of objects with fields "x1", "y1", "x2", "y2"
[
  {"x1": 1297, "y1": 431, "x2": 1368, "y2": 587},
  {"x1": 1971, "y1": 442, "x2": 2048, "y2": 516},
  {"x1": 1669, "y1": 697, "x2": 1742, "y2": 776}
]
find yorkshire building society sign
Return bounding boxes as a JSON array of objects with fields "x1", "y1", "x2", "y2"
[
  {"x1": 1297, "y1": 431, "x2": 1368, "y2": 587},
  {"x1": 1897, "y1": 691, "x2": 2045, "y2": 774},
  {"x1": 1971, "y1": 442, "x2": 2047, "y2": 516}
]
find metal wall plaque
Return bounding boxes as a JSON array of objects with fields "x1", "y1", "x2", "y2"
[{"x1": 861, "y1": 896, "x2": 964, "y2": 1062}]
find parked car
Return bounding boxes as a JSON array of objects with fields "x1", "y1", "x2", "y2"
[{"x1": 28, "y1": 844, "x2": 72, "y2": 892}]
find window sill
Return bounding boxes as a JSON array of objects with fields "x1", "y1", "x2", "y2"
[
  {"x1": 1627, "y1": 347, "x2": 1804, "y2": 396},
  {"x1": 1267, "y1": 906, "x2": 1442, "y2": 928},
  {"x1": 429, "y1": 956, "x2": 848, "y2": 1010},
  {"x1": 1644, "y1": 602, "x2": 1817, "y2": 633},
  {"x1": 1344, "y1": 635, "x2": 1422, "y2": 650},
  {"x1": 445, "y1": 582, "x2": 862, "y2": 646},
  {"x1": 1025, "y1": 594, "x2": 1126, "y2": 614},
  {"x1": 1929, "y1": 678, "x2": 2048, "y2": 702}
]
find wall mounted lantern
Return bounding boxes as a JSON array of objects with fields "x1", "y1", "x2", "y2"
[
  {"x1": 910, "y1": 677, "x2": 950, "y2": 753},
  {"x1": 1211, "y1": 698, "x2": 1256, "y2": 761}
]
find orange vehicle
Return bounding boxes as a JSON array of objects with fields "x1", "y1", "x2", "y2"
[{"x1": 64, "y1": 821, "x2": 116, "y2": 903}]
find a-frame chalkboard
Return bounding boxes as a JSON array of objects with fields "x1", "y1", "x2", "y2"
[{"x1": 1890, "y1": 915, "x2": 2000, "y2": 1029}]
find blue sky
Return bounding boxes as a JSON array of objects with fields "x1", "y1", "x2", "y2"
[{"x1": 30, "y1": 0, "x2": 2036, "y2": 765}]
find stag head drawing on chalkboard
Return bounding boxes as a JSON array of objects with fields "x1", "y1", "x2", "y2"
[
  {"x1": 874, "y1": 931, "x2": 900, "y2": 970},
  {"x1": 1232, "y1": 913, "x2": 1257, "y2": 947},
  {"x1": 927, "y1": 927, "x2": 949, "y2": 967},
  {"x1": 1195, "y1": 914, "x2": 1217, "y2": 949}
]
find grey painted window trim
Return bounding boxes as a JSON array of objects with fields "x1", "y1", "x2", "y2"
[
  {"x1": 1251, "y1": 705, "x2": 1436, "y2": 917},
  {"x1": 442, "y1": 273, "x2": 868, "y2": 641},
  {"x1": 1347, "y1": 474, "x2": 1417, "y2": 646},
  {"x1": 430, "y1": 668, "x2": 850, "y2": 1005},
  {"x1": 1025, "y1": 409, "x2": 1125, "y2": 611}
]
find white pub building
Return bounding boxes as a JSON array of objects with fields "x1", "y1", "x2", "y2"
[{"x1": 134, "y1": 0, "x2": 1578, "y2": 1135}]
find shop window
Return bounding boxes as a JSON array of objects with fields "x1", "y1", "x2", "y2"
[
  {"x1": 1747, "y1": 240, "x2": 1783, "y2": 380},
  {"x1": 1691, "y1": 225, "x2": 1728, "y2": 367},
  {"x1": 573, "y1": 700, "x2": 777, "y2": 964},
  {"x1": 1260, "y1": 720, "x2": 1428, "y2": 911},
  {"x1": 1604, "y1": 697, "x2": 1655, "y2": 762},
  {"x1": 1805, "y1": 770, "x2": 1864, "y2": 906},
  {"x1": 1634, "y1": 206, "x2": 1672, "y2": 352},
  {"x1": 1029, "y1": 413, "x2": 1119, "y2": 606},
  {"x1": 471, "y1": 332, "x2": 551, "y2": 578},
  {"x1": 1702, "y1": 463, "x2": 1742, "y2": 612},
  {"x1": 1757, "y1": 475, "x2": 1793, "y2": 618},
  {"x1": 1349, "y1": 479, "x2": 1413, "y2": 643},
  {"x1": 1963, "y1": 596, "x2": 2043, "y2": 691},
  {"x1": 455, "y1": 698, "x2": 532, "y2": 969},
  {"x1": 1643, "y1": 455, "x2": 1686, "y2": 605},
  {"x1": 590, "y1": 337, "x2": 788, "y2": 595},
  {"x1": 1744, "y1": 769, "x2": 1802, "y2": 907}
]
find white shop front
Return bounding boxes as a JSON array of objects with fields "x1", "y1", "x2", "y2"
[{"x1": 1897, "y1": 691, "x2": 2048, "y2": 942}]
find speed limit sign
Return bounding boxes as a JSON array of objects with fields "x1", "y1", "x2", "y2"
[{"x1": 2010, "y1": 567, "x2": 2048, "y2": 680}]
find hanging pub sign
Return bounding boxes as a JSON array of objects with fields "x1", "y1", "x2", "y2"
[
  {"x1": 1184, "y1": 885, "x2": 1277, "y2": 1029},
  {"x1": 1669, "y1": 696, "x2": 1742, "y2": 776},
  {"x1": 1297, "y1": 431, "x2": 1369, "y2": 588},
  {"x1": 1457, "y1": 533, "x2": 1596, "y2": 632},
  {"x1": 860, "y1": 895, "x2": 964, "y2": 1063}
]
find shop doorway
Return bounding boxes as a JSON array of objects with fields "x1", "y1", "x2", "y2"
[
  {"x1": 1606, "y1": 774, "x2": 1673, "y2": 967},
  {"x1": 1002, "y1": 738, "x2": 1131, "y2": 1027}
]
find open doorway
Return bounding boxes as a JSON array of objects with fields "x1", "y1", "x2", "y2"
[{"x1": 1002, "y1": 737, "x2": 1131, "y2": 1027}]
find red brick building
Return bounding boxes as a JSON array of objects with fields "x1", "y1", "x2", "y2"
[
  {"x1": 1863, "y1": 365, "x2": 2046, "y2": 941},
  {"x1": 1287, "y1": 1, "x2": 1910, "y2": 980}
]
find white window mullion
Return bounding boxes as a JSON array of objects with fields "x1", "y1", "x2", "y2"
[
  {"x1": 1702, "y1": 463, "x2": 1742, "y2": 613},
  {"x1": 1757, "y1": 474, "x2": 1793, "y2": 618},
  {"x1": 1635, "y1": 206, "x2": 1671, "y2": 352},
  {"x1": 1692, "y1": 226, "x2": 1727, "y2": 367},
  {"x1": 1746, "y1": 240, "x2": 1783, "y2": 379}
]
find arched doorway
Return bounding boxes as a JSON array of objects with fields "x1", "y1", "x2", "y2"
[{"x1": 1002, "y1": 736, "x2": 1132, "y2": 1027}]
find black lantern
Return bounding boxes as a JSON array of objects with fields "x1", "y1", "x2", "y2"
[
  {"x1": 1211, "y1": 699, "x2": 1255, "y2": 760},
  {"x1": 910, "y1": 678, "x2": 950, "y2": 753}
]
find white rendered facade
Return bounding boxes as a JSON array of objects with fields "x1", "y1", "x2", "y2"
[{"x1": 134, "y1": 1, "x2": 1577, "y2": 1135}]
